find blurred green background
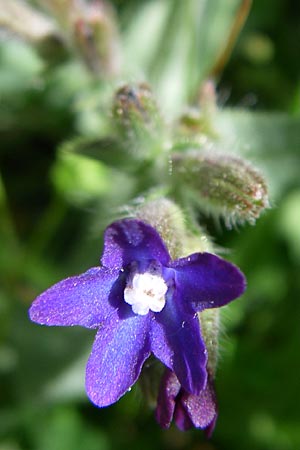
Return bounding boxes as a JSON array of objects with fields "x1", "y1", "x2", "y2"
[{"x1": 1, "y1": 0, "x2": 300, "y2": 449}]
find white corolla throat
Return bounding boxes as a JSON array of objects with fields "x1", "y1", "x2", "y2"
[{"x1": 124, "y1": 272, "x2": 168, "y2": 315}]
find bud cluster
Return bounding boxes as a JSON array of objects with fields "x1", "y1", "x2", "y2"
[
  {"x1": 108, "y1": 81, "x2": 269, "y2": 227},
  {"x1": 1, "y1": 0, "x2": 121, "y2": 76}
]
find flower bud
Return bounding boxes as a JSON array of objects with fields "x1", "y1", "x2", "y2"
[
  {"x1": 37, "y1": 0, "x2": 121, "y2": 76},
  {"x1": 112, "y1": 83, "x2": 164, "y2": 158},
  {"x1": 71, "y1": 0, "x2": 121, "y2": 77},
  {"x1": 176, "y1": 80, "x2": 218, "y2": 140},
  {"x1": 198, "y1": 79, "x2": 217, "y2": 115},
  {"x1": 177, "y1": 109, "x2": 211, "y2": 139},
  {"x1": 172, "y1": 149, "x2": 269, "y2": 226}
]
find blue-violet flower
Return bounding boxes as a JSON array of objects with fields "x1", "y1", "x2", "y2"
[{"x1": 29, "y1": 219, "x2": 246, "y2": 408}]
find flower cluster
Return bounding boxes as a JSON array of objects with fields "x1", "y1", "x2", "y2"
[{"x1": 29, "y1": 218, "x2": 246, "y2": 431}]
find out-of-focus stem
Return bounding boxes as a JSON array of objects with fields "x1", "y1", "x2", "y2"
[{"x1": 209, "y1": 0, "x2": 252, "y2": 79}]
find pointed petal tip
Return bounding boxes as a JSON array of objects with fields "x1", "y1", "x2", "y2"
[
  {"x1": 85, "y1": 314, "x2": 151, "y2": 409},
  {"x1": 86, "y1": 380, "x2": 129, "y2": 408},
  {"x1": 28, "y1": 297, "x2": 52, "y2": 326}
]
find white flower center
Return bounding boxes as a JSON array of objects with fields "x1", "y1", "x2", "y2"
[{"x1": 124, "y1": 272, "x2": 168, "y2": 315}]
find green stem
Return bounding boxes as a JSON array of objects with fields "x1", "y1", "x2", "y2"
[{"x1": 209, "y1": 0, "x2": 252, "y2": 79}]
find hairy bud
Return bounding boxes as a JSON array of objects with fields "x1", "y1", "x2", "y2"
[
  {"x1": 176, "y1": 80, "x2": 218, "y2": 139},
  {"x1": 37, "y1": 0, "x2": 121, "y2": 76},
  {"x1": 71, "y1": 0, "x2": 121, "y2": 77},
  {"x1": 113, "y1": 83, "x2": 164, "y2": 157},
  {"x1": 172, "y1": 149, "x2": 269, "y2": 226}
]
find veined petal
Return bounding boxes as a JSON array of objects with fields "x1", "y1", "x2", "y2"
[
  {"x1": 29, "y1": 267, "x2": 121, "y2": 329},
  {"x1": 101, "y1": 219, "x2": 170, "y2": 269},
  {"x1": 170, "y1": 253, "x2": 246, "y2": 311},
  {"x1": 150, "y1": 294, "x2": 207, "y2": 395},
  {"x1": 86, "y1": 310, "x2": 151, "y2": 407}
]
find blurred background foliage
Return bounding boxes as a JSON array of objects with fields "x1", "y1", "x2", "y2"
[{"x1": 0, "y1": 0, "x2": 300, "y2": 449}]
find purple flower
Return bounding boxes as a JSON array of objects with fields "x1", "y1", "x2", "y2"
[
  {"x1": 29, "y1": 219, "x2": 246, "y2": 408},
  {"x1": 156, "y1": 369, "x2": 217, "y2": 436}
]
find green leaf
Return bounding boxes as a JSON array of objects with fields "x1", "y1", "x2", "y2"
[
  {"x1": 59, "y1": 137, "x2": 130, "y2": 169},
  {"x1": 51, "y1": 151, "x2": 109, "y2": 203},
  {"x1": 277, "y1": 190, "x2": 300, "y2": 262},
  {"x1": 0, "y1": 40, "x2": 43, "y2": 96}
]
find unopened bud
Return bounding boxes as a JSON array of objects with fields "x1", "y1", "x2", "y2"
[
  {"x1": 198, "y1": 79, "x2": 217, "y2": 114},
  {"x1": 176, "y1": 80, "x2": 218, "y2": 139},
  {"x1": 172, "y1": 149, "x2": 269, "y2": 226},
  {"x1": 113, "y1": 83, "x2": 164, "y2": 157},
  {"x1": 176, "y1": 108, "x2": 218, "y2": 141},
  {"x1": 72, "y1": 0, "x2": 121, "y2": 77},
  {"x1": 37, "y1": 0, "x2": 121, "y2": 76}
]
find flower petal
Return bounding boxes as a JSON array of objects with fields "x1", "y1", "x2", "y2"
[
  {"x1": 155, "y1": 369, "x2": 181, "y2": 428},
  {"x1": 173, "y1": 402, "x2": 194, "y2": 431},
  {"x1": 180, "y1": 376, "x2": 218, "y2": 433},
  {"x1": 29, "y1": 267, "x2": 121, "y2": 328},
  {"x1": 86, "y1": 311, "x2": 151, "y2": 407},
  {"x1": 150, "y1": 294, "x2": 207, "y2": 395},
  {"x1": 170, "y1": 253, "x2": 246, "y2": 311},
  {"x1": 101, "y1": 219, "x2": 170, "y2": 269}
]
